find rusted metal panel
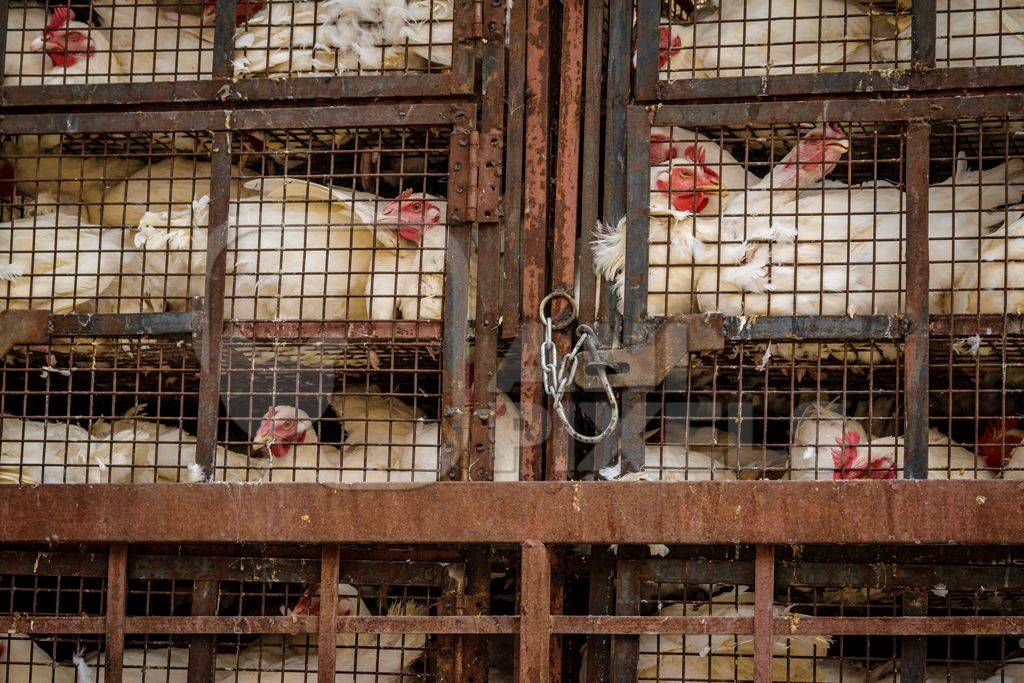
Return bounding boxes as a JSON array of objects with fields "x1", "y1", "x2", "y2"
[
  {"x1": 211, "y1": 0, "x2": 237, "y2": 79},
  {"x1": 6, "y1": 482, "x2": 1024, "y2": 544},
  {"x1": 105, "y1": 544, "x2": 128, "y2": 683},
  {"x1": 904, "y1": 122, "x2": 931, "y2": 480},
  {"x1": 585, "y1": 547, "x2": 615, "y2": 683},
  {"x1": 519, "y1": 0, "x2": 553, "y2": 481},
  {"x1": 500, "y1": 0, "x2": 527, "y2": 337},
  {"x1": 912, "y1": 0, "x2": 937, "y2": 69},
  {"x1": 632, "y1": 0, "x2": 659, "y2": 99},
  {"x1": 317, "y1": 545, "x2": 340, "y2": 683},
  {"x1": 517, "y1": 542, "x2": 551, "y2": 682},
  {"x1": 753, "y1": 546, "x2": 775, "y2": 683},
  {"x1": 610, "y1": 550, "x2": 641, "y2": 683},
  {"x1": 0, "y1": 310, "x2": 49, "y2": 356}
]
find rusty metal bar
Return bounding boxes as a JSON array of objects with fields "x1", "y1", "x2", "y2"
[
  {"x1": 222, "y1": 320, "x2": 442, "y2": 341},
  {"x1": 211, "y1": 0, "x2": 237, "y2": 79},
  {"x1": 519, "y1": 0, "x2": 553, "y2": 480},
  {"x1": 650, "y1": 93, "x2": 1024, "y2": 127},
  {"x1": 105, "y1": 544, "x2": 128, "y2": 683},
  {"x1": 550, "y1": 616, "x2": 1024, "y2": 636},
  {"x1": 724, "y1": 315, "x2": 906, "y2": 340},
  {"x1": 317, "y1": 545, "x2": 340, "y2": 683},
  {"x1": 633, "y1": 0, "x2": 659, "y2": 98},
  {"x1": 754, "y1": 546, "x2": 775, "y2": 683},
  {"x1": 556, "y1": 616, "x2": 754, "y2": 635},
  {"x1": 193, "y1": 131, "x2": 231, "y2": 481},
  {"x1": 912, "y1": 0, "x2": 937, "y2": 69},
  {"x1": 618, "y1": 107, "x2": 655, "y2": 474},
  {"x1": 902, "y1": 590, "x2": 929, "y2": 683},
  {"x1": 0, "y1": 0, "x2": 10, "y2": 86},
  {"x1": 447, "y1": 0, "x2": 477, "y2": 94},
  {"x1": 501, "y1": 0, "x2": 527, "y2": 337},
  {"x1": 458, "y1": 548, "x2": 492, "y2": 681},
  {"x1": 548, "y1": 0, "x2": 586, "y2": 481},
  {"x1": 610, "y1": 551, "x2": 641, "y2": 682},
  {"x1": 186, "y1": 580, "x2": 219, "y2": 683},
  {"x1": 441, "y1": 125, "x2": 476, "y2": 480},
  {"x1": 50, "y1": 312, "x2": 199, "y2": 337},
  {"x1": 8, "y1": 482, "x2": 1024, "y2": 544},
  {"x1": 518, "y1": 542, "x2": 551, "y2": 682},
  {"x1": 585, "y1": 548, "x2": 615, "y2": 683},
  {"x1": 904, "y1": 122, "x2": 931, "y2": 480}
]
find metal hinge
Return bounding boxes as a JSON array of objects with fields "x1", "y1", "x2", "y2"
[
  {"x1": 449, "y1": 127, "x2": 502, "y2": 224},
  {"x1": 574, "y1": 314, "x2": 726, "y2": 389}
]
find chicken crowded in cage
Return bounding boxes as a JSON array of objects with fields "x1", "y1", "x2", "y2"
[{"x1": 2, "y1": 0, "x2": 455, "y2": 86}]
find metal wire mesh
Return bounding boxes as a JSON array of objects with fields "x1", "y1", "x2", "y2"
[{"x1": 1, "y1": 0, "x2": 455, "y2": 87}]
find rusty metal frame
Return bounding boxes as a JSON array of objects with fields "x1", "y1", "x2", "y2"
[
  {"x1": 0, "y1": 0, "x2": 477, "y2": 107},
  {"x1": 632, "y1": 0, "x2": 1024, "y2": 101}
]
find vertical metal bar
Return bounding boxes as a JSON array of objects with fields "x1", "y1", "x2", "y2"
[
  {"x1": 595, "y1": 0, "x2": 632, "y2": 474},
  {"x1": 610, "y1": 557, "x2": 640, "y2": 683},
  {"x1": 754, "y1": 545, "x2": 776, "y2": 683},
  {"x1": 904, "y1": 122, "x2": 931, "y2": 480},
  {"x1": 459, "y1": 547, "x2": 492, "y2": 683},
  {"x1": 448, "y1": 0, "x2": 477, "y2": 93},
  {"x1": 548, "y1": 0, "x2": 585, "y2": 481},
  {"x1": 633, "y1": 0, "x2": 660, "y2": 98},
  {"x1": 194, "y1": 131, "x2": 232, "y2": 481},
  {"x1": 104, "y1": 544, "x2": 128, "y2": 683},
  {"x1": 517, "y1": 541, "x2": 551, "y2": 683},
  {"x1": 0, "y1": 0, "x2": 11, "y2": 85},
  {"x1": 585, "y1": 548, "x2": 615, "y2": 683},
  {"x1": 211, "y1": 0, "x2": 238, "y2": 79},
  {"x1": 901, "y1": 590, "x2": 928, "y2": 683},
  {"x1": 501, "y1": 0, "x2": 528, "y2": 338},
  {"x1": 317, "y1": 545, "x2": 340, "y2": 683},
  {"x1": 469, "y1": 0, "x2": 508, "y2": 480},
  {"x1": 186, "y1": 581, "x2": 219, "y2": 683},
  {"x1": 575, "y1": 0, "x2": 606, "y2": 326},
  {"x1": 520, "y1": 0, "x2": 553, "y2": 481},
  {"x1": 911, "y1": 0, "x2": 936, "y2": 69},
  {"x1": 442, "y1": 124, "x2": 475, "y2": 480},
  {"x1": 618, "y1": 108, "x2": 654, "y2": 475}
]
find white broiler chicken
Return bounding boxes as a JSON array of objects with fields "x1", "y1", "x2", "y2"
[
  {"x1": 248, "y1": 405, "x2": 350, "y2": 482},
  {"x1": 90, "y1": 0, "x2": 214, "y2": 82},
  {"x1": 26, "y1": 8, "x2": 125, "y2": 85},
  {"x1": 366, "y1": 189, "x2": 472, "y2": 321},
  {"x1": 3, "y1": 4, "x2": 50, "y2": 86},
  {"x1": 661, "y1": 424, "x2": 788, "y2": 477},
  {"x1": 0, "y1": 208, "x2": 141, "y2": 313},
  {"x1": 650, "y1": 126, "x2": 758, "y2": 217},
  {"x1": 593, "y1": 124, "x2": 849, "y2": 316},
  {"x1": 0, "y1": 415, "x2": 105, "y2": 484},
  {"x1": 981, "y1": 659, "x2": 1024, "y2": 683},
  {"x1": 792, "y1": 404, "x2": 993, "y2": 480},
  {"x1": 78, "y1": 639, "x2": 293, "y2": 682},
  {"x1": 890, "y1": 0, "x2": 1024, "y2": 68},
  {"x1": 634, "y1": 590, "x2": 832, "y2": 682},
  {"x1": 607, "y1": 445, "x2": 737, "y2": 481},
  {"x1": 94, "y1": 157, "x2": 257, "y2": 228},
  {"x1": 88, "y1": 411, "x2": 266, "y2": 483},
  {"x1": 0, "y1": 634, "x2": 83, "y2": 683},
  {"x1": 951, "y1": 212, "x2": 1024, "y2": 315},
  {"x1": 701, "y1": 154, "x2": 1024, "y2": 317},
  {"x1": 231, "y1": 0, "x2": 452, "y2": 79},
  {"x1": 133, "y1": 178, "x2": 378, "y2": 320},
  {"x1": 658, "y1": 0, "x2": 897, "y2": 78}
]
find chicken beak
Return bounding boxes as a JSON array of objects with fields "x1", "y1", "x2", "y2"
[
  {"x1": 29, "y1": 36, "x2": 49, "y2": 52},
  {"x1": 825, "y1": 139, "x2": 851, "y2": 154},
  {"x1": 249, "y1": 443, "x2": 272, "y2": 459},
  {"x1": 699, "y1": 180, "x2": 727, "y2": 196}
]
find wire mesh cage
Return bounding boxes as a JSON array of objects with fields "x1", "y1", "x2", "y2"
[
  {"x1": 0, "y1": 543, "x2": 506, "y2": 681},
  {"x1": 0, "y1": 0, "x2": 466, "y2": 97}
]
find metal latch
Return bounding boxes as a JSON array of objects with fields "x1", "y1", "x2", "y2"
[{"x1": 575, "y1": 314, "x2": 726, "y2": 389}]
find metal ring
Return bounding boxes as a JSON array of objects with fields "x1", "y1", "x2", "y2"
[{"x1": 539, "y1": 291, "x2": 578, "y2": 331}]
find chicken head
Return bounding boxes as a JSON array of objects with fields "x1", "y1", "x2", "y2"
[
  {"x1": 772, "y1": 123, "x2": 850, "y2": 188},
  {"x1": 30, "y1": 8, "x2": 94, "y2": 68},
  {"x1": 252, "y1": 406, "x2": 314, "y2": 459},
  {"x1": 658, "y1": 25, "x2": 683, "y2": 69},
  {"x1": 652, "y1": 156, "x2": 723, "y2": 214},
  {"x1": 977, "y1": 417, "x2": 1024, "y2": 469},
  {"x1": 830, "y1": 430, "x2": 896, "y2": 480},
  {"x1": 380, "y1": 188, "x2": 446, "y2": 244}
]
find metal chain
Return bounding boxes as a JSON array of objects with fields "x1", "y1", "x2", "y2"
[{"x1": 539, "y1": 293, "x2": 619, "y2": 444}]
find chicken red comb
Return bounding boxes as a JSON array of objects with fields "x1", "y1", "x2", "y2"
[
  {"x1": 46, "y1": 6, "x2": 73, "y2": 30},
  {"x1": 683, "y1": 145, "x2": 707, "y2": 166},
  {"x1": 396, "y1": 188, "x2": 414, "y2": 201},
  {"x1": 833, "y1": 430, "x2": 861, "y2": 447}
]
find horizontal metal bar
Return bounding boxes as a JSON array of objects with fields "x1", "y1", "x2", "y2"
[
  {"x1": 651, "y1": 93, "x2": 1024, "y2": 126},
  {"x1": 652, "y1": 66, "x2": 1024, "y2": 102},
  {"x1": 723, "y1": 315, "x2": 906, "y2": 341},
  {"x1": 930, "y1": 315, "x2": 1024, "y2": 337},
  {"x1": 776, "y1": 561, "x2": 1024, "y2": 592},
  {"x1": 223, "y1": 321, "x2": 443, "y2": 342},
  {"x1": 1, "y1": 75, "x2": 459, "y2": 109},
  {"x1": 551, "y1": 616, "x2": 753, "y2": 635},
  {"x1": 776, "y1": 617, "x2": 1024, "y2": 636},
  {"x1": 50, "y1": 313, "x2": 199, "y2": 338},
  {"x1": 0, "y1": 617, "x2": 107, "y2": 633},
  {"x1": 0, "y1": 103, "x2": 473, "y2": 136},
  {"x1": 3, "y1": 482, "x2": 1024, "y2": 544}
]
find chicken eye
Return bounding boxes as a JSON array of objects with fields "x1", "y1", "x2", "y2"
[
  {"x1": 408, "y1": 202, "x2": 423, "y2": 212},
  {"x1": 280, "y1": 419, "x2": 295, "y2": 429}
]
